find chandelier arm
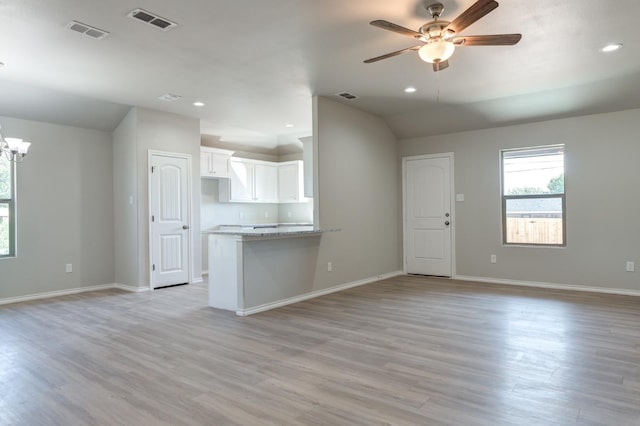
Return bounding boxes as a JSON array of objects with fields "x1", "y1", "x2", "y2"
[{"x1": 0, "y1": 124, "x2": 31, "y2": 163}]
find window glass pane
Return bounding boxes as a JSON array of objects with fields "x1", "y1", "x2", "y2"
[
  {"x1": 0, "y1": 202, "x2": 9, "y2": 255},
  {"x1": 505, "y1": 197, "x2": 563, "y2": 245},
  {"x1": 0, "y1": 156, "x2": 10, "y2": 199},
  {"x1": 503, "y1": 146, "x2": 564, "y2": 195}
]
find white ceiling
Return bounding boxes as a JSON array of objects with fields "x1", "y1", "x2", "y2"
[{"x1": 1, "y1": 0, "x2": 640, "y2": 143}]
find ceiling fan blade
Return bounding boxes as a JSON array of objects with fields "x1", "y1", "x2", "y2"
[
  {"x1": 364, "y1": 45, "x2": 421, "y2": 63},
  {"x1": 433, "y1": 60, "x2": 450, "y2": 72},
  {"x1": 370, "y1": 20, "x2": 424, "y2": 39},
  {"x1": 453, "y1": 34, "x2": 522, "y2": 46},
  {"x1": 445, "y1": 0, "x2": 499, "y2": 34}
]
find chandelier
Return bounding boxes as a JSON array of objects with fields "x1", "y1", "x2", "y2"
[{"x1": 0, "y1": 125, "x2": 31, "y2": 162}]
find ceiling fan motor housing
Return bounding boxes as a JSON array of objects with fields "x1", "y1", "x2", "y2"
[
  {"x1": 426, "y1": 2, "x2": 445, "y2": 18},
  {"x1": 420, "y1": 21, "x2": 451, "y2": 40}
]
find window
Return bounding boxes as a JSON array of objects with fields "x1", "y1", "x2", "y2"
[
  {"x1": 0, "y1": 155, "x2": 15, "y2": 257},
  {"x1": 501, "y1": 145, "x2": 565, "y2": 246}
]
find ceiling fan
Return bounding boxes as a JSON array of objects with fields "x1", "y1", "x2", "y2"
[{"x1": 364, "y1": 0, "x2": 521, "y2": 71}]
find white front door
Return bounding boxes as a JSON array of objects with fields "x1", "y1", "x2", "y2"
[
  {"x1": 403, "y1": 154, "x2": 453, "y2": 277},
  {"x1": 150, "y1": 152, "x2": 191, "y2": 288}
]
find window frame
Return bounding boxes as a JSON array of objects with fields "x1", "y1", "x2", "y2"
[
  {"x1": 500, "y1": 144, "x2": 566, "y2": 247},
  {"x1": 0, "y1": 156, "x2": 16, "y2": 258}
]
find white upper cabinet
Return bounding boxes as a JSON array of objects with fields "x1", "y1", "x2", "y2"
[
  {"x1": 219, "y1": 158, "x2": 278, "y2": 203},
  {"x1": 200, "y1": 147, "x2": 234, "y2": 178},
  {"x1": 227, "y1": 158, "x2": 254, "y2": 201},
  {"x1": 254, "y1": 163, "x2": 279, "y2": 203},
  {"x1": 219, "y1": 158, "x2": 307, "y2": 204},
  {"x1": 278, "y1": 161, "x2": 305, "y2": 203}
]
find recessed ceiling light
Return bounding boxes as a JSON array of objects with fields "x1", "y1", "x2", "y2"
[
  {"x1": 601, "y1": 43, "x2": 623, "y2": 53},
  {"x1": 405, "y1": 86, "x2": 417, "y2": 93},
  {"x1": 285, "y1": 124, "x2": 294, "y2": 128},
  {"x1": 193, "y1": 101, "x2": 205, "y2": 107}
]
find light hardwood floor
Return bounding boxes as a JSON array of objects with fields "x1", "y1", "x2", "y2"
[{"x1": 2, "y1": 275, "x2": 640, "y2": 425}]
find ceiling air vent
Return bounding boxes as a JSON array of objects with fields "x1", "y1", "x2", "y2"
[
  {"x1": 127, "y1": 8, "x2": 178, "y2": 31},
  {"x1": 157, "y1": 93, "x2": 182, "y2": 102},
  {"x1": 337, "y1": 92, "x2": 358, "y2": 100},
  {"x1": 66, "y1": 21, "x2": 110, "y2": 39}
]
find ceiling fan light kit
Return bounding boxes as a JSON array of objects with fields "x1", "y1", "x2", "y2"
[
  {"x1": 365, "y1": 0, "x2": 522, "y2": 71},
  {"x1": 418, "y1": 40, "x2": 455, "y2": 63}
]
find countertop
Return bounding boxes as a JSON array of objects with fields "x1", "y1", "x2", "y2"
[{"x1": 204, "y1": 224, "x2": 338, "y2": 238}]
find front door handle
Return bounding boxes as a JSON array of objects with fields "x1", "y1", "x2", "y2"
[
  {"x1": 182, "y1": 225, "x2": 189, "y2": 230},
  {"x1": 444, "y1": 221, "x2": 450, "y2": 226}
]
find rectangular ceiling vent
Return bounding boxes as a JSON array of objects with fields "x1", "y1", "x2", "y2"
[
  {"x1": 66, "y1": 21, "x2": 110, "y2": 39},
  {"x1": 127, "y1": 8, "x2": 178, "y2": 31},
  {"x1": 337, "y1": 92, "x2": 358, "y2": 100},
  {"x1": 157, "y1": 93, "x2": 182, "y2": 102}
]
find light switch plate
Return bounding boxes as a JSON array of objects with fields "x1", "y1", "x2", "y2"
[{"x1": 456, "y1": 194, "x2": 465, "y2": 202}]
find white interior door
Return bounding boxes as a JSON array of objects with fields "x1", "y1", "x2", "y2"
[
  {"x1": 403, "y1": 154, "x2": 453, "y2": 277},
  {"x1": 150, "y1": 153, "x2": 190, "y2": 288}
]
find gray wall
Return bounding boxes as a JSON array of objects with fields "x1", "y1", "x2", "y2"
[
  {"x1": 137, "y1": 108, "x2": 202, "y2": 285},
  {"x1": 399, "y1": 108, "x2": 640, "y2": 291},
  {"x1": 312, "y1": 96, "x2": 402, "y2": 289},
  {"x1": 0, "y1": 116, "x2": 114, "y2": 299},
  {"x1": 113, "y1": 108, "x2": 138, "y2": 287}
]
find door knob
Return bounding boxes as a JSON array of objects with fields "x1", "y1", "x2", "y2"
[
  {"x1": 182, "y1": 225, "x2": 189, "y2": 230},
  {"x1": 444, "y1": 221, "x2": 450, "y2": 226}
]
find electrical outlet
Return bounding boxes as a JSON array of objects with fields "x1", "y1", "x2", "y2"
[
  {"x1": 239, "y1": 212, "x2": 244, "y2": 219},
  {"x1": 490, "y1": 254, "x2": 497, "y2": 264},
  {"x1": 264, "y1": 211, "x2": 269, "y2": 218},
  {"x1": 327, "y1": 262, "x2": 332, "y2": 272},
  {"x1": 66, "y1": 264, "x2": 73, "y2": 273},
  {"x1": 626, "y1": 261, "x2": 635, "y2": 272},
  {"x1": 287, "y1": 211, "x2": 292, "y2": 218}
]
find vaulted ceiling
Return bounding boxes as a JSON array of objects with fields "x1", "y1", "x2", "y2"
[{"x1": 1, "y1": 0, "x2": 639, "y2": 145}]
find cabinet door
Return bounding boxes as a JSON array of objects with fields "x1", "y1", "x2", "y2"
[
  {"x1": 210, "y1": 152, "x2": 231, "y2": 177},
  {"x1": 254, "y1": 163, "x2": 278, "y2": 202},
  {"x1": 200, "y1": 150, "x2": 213, "y2": 177},
  {"x1": 229, "y1": 160, "x2": 254, "y2": 201},
  {"x1": 201, "y1": 148, "x2": 234, "y2": 178},
  {"x1": 278, "y1": 163, "x2": 299, "y2": 202}
]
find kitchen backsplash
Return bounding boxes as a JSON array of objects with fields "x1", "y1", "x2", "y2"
[{"x1": 201, "y1": 179, "x2": 313, "y2": 230}]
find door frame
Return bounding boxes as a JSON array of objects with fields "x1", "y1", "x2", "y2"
[
  {"x1": 402, "y1": 153, "x2": 456, "y2": 277},
  {"x1": 148, "y1": 150, "x2": 193, "y2": 290}
]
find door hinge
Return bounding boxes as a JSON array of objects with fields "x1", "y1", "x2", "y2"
[
  {"x1": 151, "y1": 166, "x2": 155, "y2": 173},
  {"x1": 152, "y1": 264, "x2": 155, "y2": 271},
  {"x1": 151, "y1": 215, "x2": 155, "y2": 222}
]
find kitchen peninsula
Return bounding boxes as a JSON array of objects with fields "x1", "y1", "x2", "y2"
[{"x1": 206, "y1": 225, "x2": 335, "y2": 316}]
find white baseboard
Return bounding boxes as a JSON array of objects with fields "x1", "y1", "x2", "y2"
[
  {"x1": 236, "y1": 270, "x2": 404, "y2": 316},
  {"x1": 0, "y1": 284, "x2": 118, "y2": 306},
  {"x1": 454, "y1": 275, "x2": 640, "y2": 297},
  {"x1": 0, "y1": 283, "x2": 155, "y2": 306},
  {"x1": 192, "y1": 276, "x2": 203, "y2": 284},
  {"x1": 113, "y1": 283, "x2": 151, "y2": 293}
]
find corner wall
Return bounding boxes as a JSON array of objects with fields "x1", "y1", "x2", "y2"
[
  {"x1": 136, "y1": 108, "x2": 202, "y2": 285},
  {"x1": 113, "y1": 108, "x2": 138, "y2": 287},
  {"x1": 312, "y1": 96, "x2": 402, "y2": 289},
  {"x1": 399, "y1": 108, "x2": 640, "y2": 292},
  {"x1": 0, "y1": 116, "x2": 114, "y2": 299}
]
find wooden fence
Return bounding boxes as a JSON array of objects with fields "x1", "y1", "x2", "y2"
[{"x1": 506, "y1": 218, "x2": 563, "y2": 245}]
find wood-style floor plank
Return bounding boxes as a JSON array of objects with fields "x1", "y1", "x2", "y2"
[{"x1": 1, "y1": 275, "x2": 640, "y2": 425}]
